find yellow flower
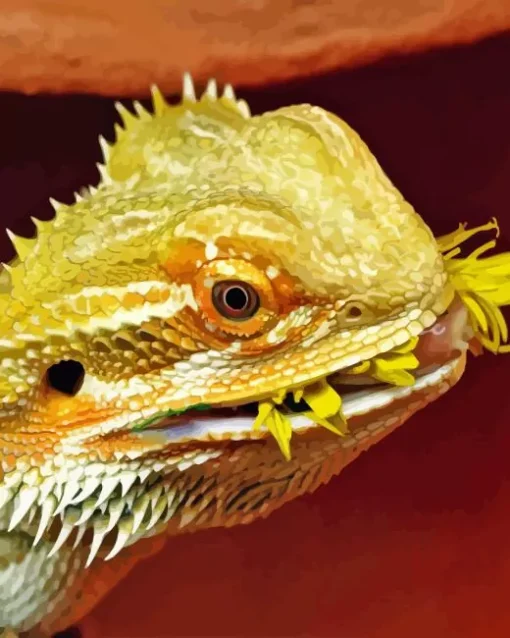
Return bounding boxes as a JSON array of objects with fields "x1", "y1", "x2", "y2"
[
  {"x1": 252, "y1": 379, "x2": 347, "y2": 460},
  {"x1": 439, "y1": 218, "x2": 510, "y2": 354}
]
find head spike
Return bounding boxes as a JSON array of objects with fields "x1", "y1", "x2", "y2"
[
  {"x1": 150, "y1": 84, "x2": 168, "y2": 115},
  {"x1": 30, "y1": 216, "x2": 45, "y2": 231},
  {"x1": 98, "y1": 135, "x2": 111, "y2": 162},
  {"x1": 114, "y1": 102, "x2": 138, "y2": 128},
  {"x1": 133, "y1": 101, "x2": 150, "y2": 120},
  {"x1": 223, "y1": 83, "x2": 236, "y2": 100},
  {"x1": 5, "y1": 229, "x2": 34, "y2": 262},
  {"x1": 237, "y1": 99, "x2": 251, "y2": 119},
  {"x1": 49, "y1": 197, "x2": 66, "y2": 212},
  {"x1": 220, "y1": 82, "x2": 251, "y2": 118},
  {"x1": 204, "y1": 79, "x2": 218, "y2": 100},
  {"x1": 1, "y1": 262, "x2": 12, "y2": 273},
  {"x1": 182, "y1": 72, "x2": 196, "y2": 102},
  {"x1": 96, "y1": 163, "x2": 112, "y2": 186},
  {"x1": 113, "y1": 122, "x2": 124, "y2": 142}
]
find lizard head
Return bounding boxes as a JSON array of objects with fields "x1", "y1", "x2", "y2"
[{"x1": 0, "y1": 76, "x2": 508, "y2": 566}]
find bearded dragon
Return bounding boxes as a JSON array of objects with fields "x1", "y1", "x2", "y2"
[{"x1": 1, "y1": 74, "x2": 509, "y2": 636}]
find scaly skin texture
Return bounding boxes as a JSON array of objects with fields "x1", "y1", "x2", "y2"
[{"x1": 0, "y1": 75, "x2": 479, "y2": 634}]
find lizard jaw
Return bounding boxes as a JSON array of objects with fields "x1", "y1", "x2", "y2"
[{"x1": 124, "y1": 293, "x2": 471, "y2": 454}]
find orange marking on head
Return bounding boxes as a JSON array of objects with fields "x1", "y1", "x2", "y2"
[{"x1": 163, "y1": 239, "x2": 216, "y2": 282}]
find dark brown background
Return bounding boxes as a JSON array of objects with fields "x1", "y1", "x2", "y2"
[{"x1": 2, "y1": 31, "x2": 510, "y2": 638}]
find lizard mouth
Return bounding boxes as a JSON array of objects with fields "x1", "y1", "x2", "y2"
[
  {"x1": 141, "y1": 356, "x2": 464, "y2": 441},
  {"x1": 137, "y1": 297, "x2": 472, "y2": 446}
]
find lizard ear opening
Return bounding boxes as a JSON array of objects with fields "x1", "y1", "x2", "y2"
[{"x1": 45, "y1": 360, "x2": 85, "y2": 396}]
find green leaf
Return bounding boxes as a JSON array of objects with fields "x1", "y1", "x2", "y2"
[{"x1": 131, "y1": 403, "x2": 212, "y2": 431}]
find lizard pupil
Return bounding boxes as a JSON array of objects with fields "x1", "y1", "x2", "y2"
[
  {"x1": 46, "y1": 360, "x2": 85, "y2": 396},
  {"x1": 225, "y1": 287, "x2": 248, "y2": 310},
  {"x1": 212, "y1": 281, "x2": 260, "y2": 320}
]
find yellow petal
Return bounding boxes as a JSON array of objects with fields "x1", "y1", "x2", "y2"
[
  {"x1": 371, "y1": 359, "x2": 415, "y2": 386},
  {"x1": 392, "y1": 337, "x2": 419, "y2": 354},
  {"x1": 253, "y1": 401, "x2": 274, "y2": 431},
  {"x1": 480, "y1": 296, "x2": 508, "y2": 343},
  {"x1": 265, "y1": 409, "x2": 293, "y2": 460},
  {"x1": 303, "y1": 411, "x2": 348, "y2": 436},
  {"x1": 467, "y1": 240, "x2": 497, "y2": 261},
  {"x1": 436, "y1": 218, "x2": 499, "y2": 254},
  {"x1": 293, "y1": 388, "x2": 304, "y2": 402},
  {"x1": 302, "y1": 379, "x2": 343, "y2": 420},
  {"x1": 252, "y1": 401, "x2": 293, "y2": 459},
  {"x1": 272, "y1": 388, "x2": 287, "y2": 405},
  {"x1": 443, "y1": 247, "x2": 462, "y2": 260},
  {"x1": 376, "y1": 351, "x2": 419, "y2": 371},
  {"x1": 462, "y1": 294, "x2": 489, "y2": 333},
  {"x1": 496, "y1": 343, "x2": 510, "y2": 353},
  {"x1": 343, "y1": 360, "x2": 370, "y2": 375},
  {"x1": 476, "y1": 296, "x2": 501, "y2": 346}
]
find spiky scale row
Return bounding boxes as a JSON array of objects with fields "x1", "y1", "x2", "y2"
[
  {"x1": 98, "y1": 135, "x2": 110, "y2": 162},
  {"x1": 104, "y1": 517, "x2": 134, "y2": 561},
  {"x1": 3, "y1": 73, "x2": 251, "y2": 271},
  {"x1": 5, "y1": 229, "x2": 34, "y2": 262},
  {"x1": 2, "y1": 475, "x2": 165, "y2": 564},
  {"x1": 205, "y1": 78, "x2": 218, "y2": 100},
  {"x1": 182, "y1": 72, "x2": 196, "y2": 102},
  {"x1": 0, "y1": 450, "x2": 221, "y2": 569},
  {"x1": 114, "y1": 101, "x2": 139, "y2": 129},
  {"x1": 0, "y1": 485, "x2": 12, "y2": 510},
  {"x1": 69, "y1": 477, "x2": 101, "y2": 504},
  {"x1": 48, "y1": 513, "x2": 75, "y2": 557},
  {"x1": 8, "y1": 485, "x2": 39, "y2": 531},
  {"x1": 33, "y1": 495, "x2": 57, "y2": 546},
  {"x1": 96, "y1": 162, "x2": 112, "y2": 186},
  {"x1": 150, "y1": 84, "x2": 167, "y2": 116},
  {"x1": 113, "y1": 71, "x2": 250, "y2": 142}
]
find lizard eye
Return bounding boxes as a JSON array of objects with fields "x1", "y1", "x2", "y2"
[
  {"x1": 45, "y1": 360, "x2": 85, "y2": 396},
  {"x1": 193, "y1": 258, "x2": 277, "y2": 338},
  {"x1": 212, "y1": 281, "x2": 260, "y2": 320}
]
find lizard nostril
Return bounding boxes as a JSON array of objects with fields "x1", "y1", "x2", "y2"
[{"x1": 45, "y1": 360, "x2": 86, "y2": 396}]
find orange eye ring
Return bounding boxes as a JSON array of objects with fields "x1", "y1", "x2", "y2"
[
  {"x1": 212, "y1": 280, "x2": 260, "y2": 320},
  {"x1": 193, "y1": 258, "x2": 277, "y2": 338}
]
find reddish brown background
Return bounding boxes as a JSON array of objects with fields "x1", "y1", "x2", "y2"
[
  {"x1": 2, "y1": 0, "x2": 510, "y2": 97},
  {"x1": 2, "y1": 31, "x2": 510, "y2": 638}
]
